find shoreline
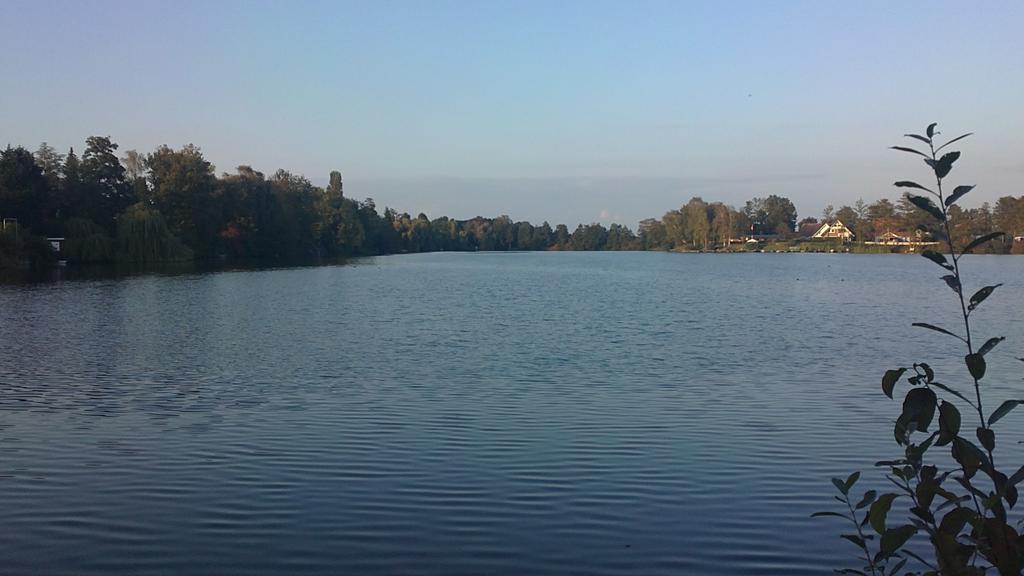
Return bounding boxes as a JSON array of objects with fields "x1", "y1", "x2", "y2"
[{"x1": 4, "y1": 248, "x2": 1020, "y2": 285}]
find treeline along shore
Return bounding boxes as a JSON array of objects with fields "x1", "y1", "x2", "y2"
[{"x1": 2, "y1": 137, "x2": 1023, "y2": 270}]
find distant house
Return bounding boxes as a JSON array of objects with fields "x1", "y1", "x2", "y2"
[
  {"x1": 797, "y1": 221, "x2": 821, "y2": 238},
  {"x1": 865, "y1": 229, "x2": 940, "y2": 250},
  {"x1": 875, "y1": 231, "x2": 910, "y2": 244},
  {"x1": 810, "y1": 220, "x2": 854, "y2": 241}
]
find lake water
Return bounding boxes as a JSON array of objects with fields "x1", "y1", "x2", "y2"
[{"x1": 1, "y1": 252, "x2": 1022, "y2": 575}]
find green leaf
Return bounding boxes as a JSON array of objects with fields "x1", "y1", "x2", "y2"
[
  {"x1": 926, "y1": 123, "x2": 938, "y2": 138},
  {"x1": 937, "y1": 401, "x2": 961, "y2": 446},
  {"x1": 977, "y1": 427, "x2": 995, "y2": 452},
  {"x1": 906, "y1": 194, "x2": 945, "y2": 221},
  {"x1": 989, "y1": 400, "x2": 1024, "y2": 426},
  {"x1": 832, "y1": 477, "x2": 850, "y2": 495},
  {"x1": 926, "y1": 151, "x2": 960, "y2": 179},
  {"x1": 874, "y1": 459, "x2": 908, "y2": 467},
  {"x1": 841, "y1": 534, "x2": 867, "y2": 549},
  {"x1": 936, "y1": 495, "x2": 971, "y2": 512},
  {"x1": 912, "y1": 322, "x2": 962, "y2": 341},
  {"x1": 1000, "y1": 480, "x2": 1018, "y2": 512},
  {"x1": 882, "y1": 368, "x2": 906, "y2": 399},
  {"x1": 855, "y1": 490, "x2": 877, "y2": 510},
  {"x1": 935, "y1": 132, "x2": 973, "y2": 153},
  {"x1": 938, "y1": 507, "x2": 976, "y2": 535},
  {"x1": 945, "y1": 185, "x2": 974, "y2": 207},
  {"x1": 915, "y1": 477, "x2": 940, "y2": 512},
  {"x1": 965, "y1": 353, "x2": 986, "y2": 380},
  {"x1": 887, "y1": 557, "x2": 908, "y2": 576},
  {"x1": 811, "y1": 510, "x2": 850, "y2": 519},
  {"x1": 890, "y1": 145, "x2": 929, "y2": 158},
  {"x1": 903, "y1": 387, "x2": 937, "y2": 433},
  {"x1": 929, "y1": 382, "x2": 973, "y2": 406},
  {"x1": 921, "y1": 250, "x2": 954, "y2": 271},
  {"x1": 1009, "y1": 465, "x2": 1024, "y2": 487},
  {"x1": 905, "y1": 133, "x2": 931, "y2": 145},
  {"x1": 962, "y1": 231, "x2": 1006, "y2": 254},
  {"x1": 983, "y1": 518, "x2": 1022, "y2": 574},
  {"x1": 845, "y1": 471, "x2": 860, "y2": 492},
  {"x1": 870, "y1": 493, "x2": 899, "y2": 534},
  {"x1": 968, "y1": 284, "x2": 1001, "y2": 312},
  {"x1": 894, "y1": 414, "x2": 911, "y2": 445},
  {"x1": 952, "y1": 438, "x2": 990, "y2": 478},
  {"x1": 880, "y1": 524, "x2": 917, "y2": 556},
  {"x1": 894, "y1": 180, "x2": 935, "y2": 194},
  {"x1": 941, "y1": 274, "x2": 961, "y2": 295},
  {"x1": 915, "y1": 362, "x2": 935, "y2": 383},
  {"x1": 978, "y1": 336, "x2": 1005, "y2": 356}
]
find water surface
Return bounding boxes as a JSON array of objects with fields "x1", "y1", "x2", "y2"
[{"x1": 2, "y1": 252, "x2": 1022, "y2": 575}]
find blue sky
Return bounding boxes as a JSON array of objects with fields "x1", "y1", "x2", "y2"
[{"x1": 2, "y1": 0, "x2": 1022, "y2": 227}]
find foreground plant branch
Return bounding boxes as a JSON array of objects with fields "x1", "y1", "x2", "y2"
[{"x1": 816, "y1": 124, "x2": 1024, "y2": 575}]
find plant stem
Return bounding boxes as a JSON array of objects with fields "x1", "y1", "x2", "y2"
[
  {"x1": 845, "y1": 498, "x2": 880, "y2": 576},
  {"x1": 928, "y1": 142, "x2": 990, "y2": 456}
]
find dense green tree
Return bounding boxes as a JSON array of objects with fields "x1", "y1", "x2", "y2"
[
  {"x1": 867, "y1": 198, "x2": 899, "y2": 240},
  {"x1": 122, "y1": 149, "x2": 149, "y2": 203},
  {"x1": 364, "y1": 200, "x2": 400, "y2": 254},
  {"x1": 774, "y1": 196, "x2": 797, "y2": 234},
  {"x1": 514, "y1": 221, "x2": 534, "y2": 250},
  {"x1": 534, "y1": 222, "x2": 553, "y2": 249},
  {"x1": 327, "y1": 170, "x2": 343, "y2": 198},
  {"x1": 61, "y1": 148, "x2": 84, "y2": 220},
  {"x1": 34, "y1": 143, "x2": 64, "y2": 188},
  {"x1": 638, "y1": 218, "x2": 667, "y2": 250},
  {"x1": 266, "y1": 169, "x2": 319, "y2": 259},
  {"x1": 709, "y1": 203, "x2": 734, "y2": 247},
  {"x1": 743, "y1": 195, "x2": 797, "y2": 236},
  {"x1": 570, "y1": 223, "x2": 608, "y2": 251},
  {"x1": 822, "y1": 204, "x2": 835, "y2": 221},
  {"x1": 0, "y1": 146, "x2": 50, "y2": 232},
  {"x1": 553, "y1": 223, "x2": 570, "y2": 248},
  {"x1": 215, "y1": 165, "x2": 268, "y2": 259},
  {"x1": 146, "y1": 144, "x2": 218, "y2": 256},
  {"x1": 993, "y1": 195, "x2": 1024, "y2": 238},
  {"x1": 662, "y1": 209, "x2": 685, "y2": 248},
  {"x1": 81, "y1": 136, "x2": 132, "y2": 227},
  {"x1": 682, "y1": 197, "x2": 710, "y2": 249},
  {"x1": 491, "y1": 215, "x2": 514, "y2": 250},
  {"x1": 605, "y1": 223, "x2": 638, "y2": 250},
  {"x1": 314, "y1": 170, "x2": 349, "y2": 255},
  {"x1": 852, "y1": 198, "x2": 871, "y2": 240}
]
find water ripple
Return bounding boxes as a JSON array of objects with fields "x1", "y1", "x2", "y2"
[{"x1": 1, "y1": 252, "x2": 1022, "y2": 575}]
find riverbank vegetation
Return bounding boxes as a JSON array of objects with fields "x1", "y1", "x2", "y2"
[{"x1": 2, "y1": 137, "x2": 1023, "y2": 269}]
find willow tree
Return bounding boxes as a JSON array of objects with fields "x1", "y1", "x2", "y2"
[{"x1": 116, "y1": 203, "x2": 192, "y2": 262}]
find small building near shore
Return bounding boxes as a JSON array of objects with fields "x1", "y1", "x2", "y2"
[
  {"x1": 875, "y1": 231, "x2": 910, "y2": 244},
  {"x1": 810, "y1": 220, "x2": 854, "y2": 241}
]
